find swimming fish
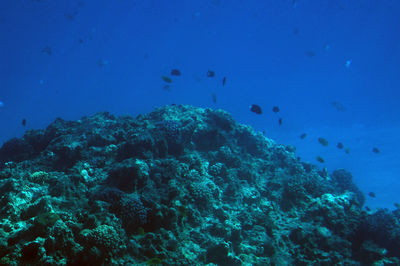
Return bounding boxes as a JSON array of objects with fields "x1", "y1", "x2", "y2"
[
  {"x1": 207, "y1": 70, "x2": 215, "y2": 77},
  {"x1": 222, "y1": 77, "x2": 227, "y2": 86},
  {"x1": 212, "y1": 93, "x2": 217, "y2": 103},
  {"x1": 171, "y1": 69, "x2": 181, "y2": 76},
  {"x1": 372, "y1": 147, "x2": 380, "y2": 154},
  {"x1": 278, "y1": 118, "x2": 282, "y2": 125},
  {"x1": 300, "y1": 133, "x2": 307, "y2": 139},
  {"x1": 98, "y1": 59, "x2": 109, "y2": 67},
  {"x1": 331, "y1": 101, "x2": 346, "y2": 112},
  {"x1": 337, "y1": 142, "x2": 344, "y2": 149},
  {"x1": 318, "y1": 137, "x2": 329, "y2": 146},
  {"x1": 316, "y1": 156, "x2": 325, "y2": 163},
  {"x1": 345, "y1": 148, "x2": 350, "y2": 154},
  {"x1": 42, "y1": 46, "x2": 52, "y2": 55},
  {"x1": 22, "y1": 118, "x2": 26, "y2": 127},
  {"x1": 272, "y1": 106, "x2": 280, "y2": 113},
  {"x1": 305, "y1": 50, "x2": 315, "y2": 57},
  {"x1": 250, "y1": 104, "x2": 262, "y2": 114},
  {"x1": 163, "y1": 85, "x2": 171, "y2": 92},
  {"x1": 161, "y1": 76, "x2": 172, "y2": 83},
  {"x1": 368, "y1": 192, "x2": 376, "y2": 198}
]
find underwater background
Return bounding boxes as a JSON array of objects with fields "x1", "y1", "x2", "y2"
[{"x1": 1, "y1": 0, "x2": 399, "y2": 213}]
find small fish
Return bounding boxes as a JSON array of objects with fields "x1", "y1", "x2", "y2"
[
  {"x1": 368, "y1": 192, "x2": 376, "y2": 198},
  {"x1": 316, "y1": 156, "x2": 325, "y2": 163},
  {"x1": 372, "y1": 147, "x2": 380, "y2": 154},
  {"x1": 42, "y1": 46, "x2": 52, "y2": 55},
  {"x1": 305, "y1": 50, "x2": 315, "y2": 57},
  {"x1": 212, "y1": 93, "x2": 217, "y2": 103},
  {"x1": 318, "y1": 137, "x2": 329, "y2": 146},
  {"x1": 278, "y1": 118, "x2": 282, "y2": 126},
  {"x1": 345, "y1": 147, "x2": 350, "y2": 154},
  {"x1": 64, "y1": 11, "x2": 78, "y2": 21},
  {"x1": 250, "y1": 104, "x2": 262, "y2": 114},
  {"x1": 272, "y1": 106, "x2": 280, "y2": 113},
  {"x1": 365, "y1": 206, "x2": 371, "y2": 211},
  {"x1": 22, "y1": 118, "x2": 26, "y2": 127},
  {"x1": 394, "y1": 203, "x2": 400, "y2": 209},
  {"x1": 222, "y1": 77, "x2": 227, "y2": 86},
  {"x1": 300, "y1": 133, "x2": 307, "y2": 139},
  {"x1": 337, "y1": 142, "x2": 344, "y2": 149},
  {"x1": 331, "y1": 101, "x2": 346, "y2": 112},
  {"x1": 163, "y1": 85, "x2": 171, "y2": 92},
  {"x1": 161, "y1": 76, "x2": 172, "y2": 83},
  {"x1": 98, "y1": 59, "x2": 109, "y2": 67},
  {"x1": 207, "y1": 70, "x2": 215, "y2": 77},
  {"x1": 171, "y1": 69, "x2": 181, "y2": 76}
]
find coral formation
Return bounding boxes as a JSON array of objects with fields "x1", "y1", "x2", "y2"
[{"x1": 0, "y1": 104, "x2": 399, "y2": 265}]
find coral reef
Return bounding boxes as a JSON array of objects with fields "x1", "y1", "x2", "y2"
[{"x1": 0, "y1": 104, "x2": 399, "y2": 265}]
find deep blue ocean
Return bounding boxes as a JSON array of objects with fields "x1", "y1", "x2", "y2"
[{"x1": 0, "y1": 0, "x2": 399, "y2": 210}]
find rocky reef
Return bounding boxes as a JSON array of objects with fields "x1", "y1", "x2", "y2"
[{"x1": 0, "y1": 104, "x2": 399, "y2": 265}]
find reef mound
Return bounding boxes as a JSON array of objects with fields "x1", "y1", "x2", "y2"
[{"x1": 0, "y1": 104, "x2": 399, "y2": 265}]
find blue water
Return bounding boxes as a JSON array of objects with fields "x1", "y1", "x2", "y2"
[{"x1": 1, "y1": 0, "x2": 399, "y2": 209}]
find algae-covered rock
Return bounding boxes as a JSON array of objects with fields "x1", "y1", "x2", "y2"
[{"x1": 34, "y1": 212, "x2": 60, "y2": 228}]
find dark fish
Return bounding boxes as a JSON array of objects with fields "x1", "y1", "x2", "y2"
[
  {"x1": 97, "y1": 59, "x2": 109, "y2": 67},
  {"x1": 394, "y1": 203, "x2": 400, "y2": 209},
  {"x1": 316, "y1": 156, "x2": 325, "y2": 163},
  {"x1": 22, "y1": 118, "x2": 26, "y2": 127},
  {"x1": 272, "y1": 106, "x2": 280, "y2": 113},
  {"x1": 331, "y1": 101, "x2": 346, "y2": 112},
  {"x1": 337, "y1": 142, "x2": 344, "y2": 149},
  {"x1": 207, "y1": 70, "x2": 215, "y2": 77},
  {"x1": 372, "y1": 147, "x2": 380, "y2": 154},
  {"x1": 222, "y1": 77, "x2": 227, "y2": 86},
  {"x1": 163, "y1": 85, "x2": 171, "y2": 92},
  {"x1": 162, "y1": 76, "x2": 172, "y2": 83},
  {"x1": 171, "y1": 69, "x2": 181, "y2": 76},
  {"x1": 42, "y1": 46, "x2": 52, "y2": 55},
  {"x1": 250, "y1": 104, "x2": 262, "y2": 114},
  {"x1": 212, "y1": 93, "x2": 217, "y2": 103},
  {"x1": 305, "y1": 50, "x2": 315, "y2": 57},
  {"x1": 64, "y1": 11, "x2": 78, "y2": 21},
  {"x1": 78, "y1": 38, "x2": 84, "y2": 44},
  {"x1": 345, "y1": 147, "x2": 350, "y2": 154},
  {"x1": 278, "y1": 118, "x2": 282, "y2": 125},
  {"x1": 365, "y1": 206, "x2": 371, "y2": 211},
  {"x1": 300, "y1": 133, "x2": 307, "y2": 139},
  {"x1": 318, "y1": 137, "x2": 329, "y2": 146},
  {"x1": 368, "y1": 192, "x2": 376, "y2": 198}
]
